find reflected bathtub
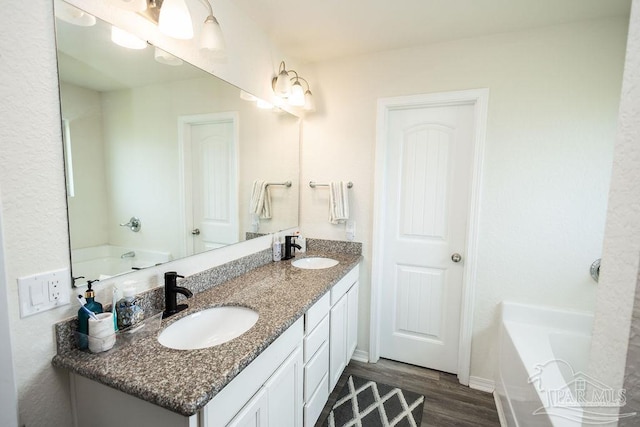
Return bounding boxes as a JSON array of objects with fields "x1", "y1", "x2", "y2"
[
  {"x1": 496, "y1": 302, "x2": 593, "y2": 427},
  {"x1": 72, "y1": 245, "x2": 172, "y2": 284}
]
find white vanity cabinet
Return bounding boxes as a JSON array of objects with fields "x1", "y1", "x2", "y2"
[
  {"x1": 201, "y1": 318, "x2": 303, "y2": 427},
  {"x1": 71, "y1": 318, "x2": 303, "y2": 427},
  {"x1": 303, "y1": 293, "x2": 330, "y2": 427},
  {"x1": 329, "y1": 265, "x2": 360, "y2": 391},
  {"x1": 226, "y1": 346, "x2": 303, "y2": 427}
]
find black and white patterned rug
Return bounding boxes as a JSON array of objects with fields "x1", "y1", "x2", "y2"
[{"x1": 322, "y1": 375, "x2": 425, "y2": 427}]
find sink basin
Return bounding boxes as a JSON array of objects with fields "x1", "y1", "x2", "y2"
[
  {"x1": 158, "y1": 306, "x2": 258, "y2": 350},
  {"x1": 291, "y1": 257, "x2": 339, "y2": 269}
]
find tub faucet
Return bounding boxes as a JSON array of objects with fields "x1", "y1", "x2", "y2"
[
  {"x1": 121, "y1": 251, "x2": 136, "y2": 259},
  {"x1": 282, "y1": 235, "x2": 302, "y2": 260},
  {"x1": 162, "y1": 271, "x2": 193, "y2": 319}
]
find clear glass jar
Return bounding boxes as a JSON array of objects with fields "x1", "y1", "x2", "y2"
[{"x1": 116, "y1": 288, "x2": 144, "y2": 330}]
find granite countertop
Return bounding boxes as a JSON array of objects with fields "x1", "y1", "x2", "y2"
[{"x1": 52, "y1": 250, "x2": 361, "y2": 417}]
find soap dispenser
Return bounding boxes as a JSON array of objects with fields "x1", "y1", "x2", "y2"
[{"x1": 78, "y1": 280, "x2": 104, "y2": 349}]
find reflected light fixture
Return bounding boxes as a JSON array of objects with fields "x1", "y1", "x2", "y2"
[
  {"x1": 272, "y1": 61, "x2": 315, "y2": 112},
  {"x1": 111, "y1": 25, "x2": 147, "y2": 49},
  {"x1": 54, "y1": 1, "x2": 96, "y2": 26},
  {"x1": 109, "y1": 0, "x2": 147, "y2": 12},
  {"x1": 154, "y1": 46, "x2": 184, "y2": 65},
  {"x1": 158, "y1": 0, "x2": 194, "y2": 39}
]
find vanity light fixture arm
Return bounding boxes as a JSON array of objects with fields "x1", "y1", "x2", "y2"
[{"x1": 197, "y1": 0, "x2": 214, "y2": 19}]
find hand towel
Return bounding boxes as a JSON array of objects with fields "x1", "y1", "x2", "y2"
[
  {"x1": 329, "y1": 181, "x2": 350, "y2": 224},
  {"x1": 250, "y1": 180, "x2": 272, "y2": 219}
]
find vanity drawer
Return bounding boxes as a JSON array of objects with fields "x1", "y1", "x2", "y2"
[
  {"x1": 304, "y1": 341, "x2": 329, "y2": 401},
  {"x1": 304, "y1": 373, "x2": 329, "y2": 427},
  {"x1": 304, "y1": 314, "x2": 329, "y2": 363},
  {"x1": 305, "y1": 292, "x2": 330, "y2": 334},
  {"x1": 330, "y1": 265, "x2": 359, "y2": 305}
]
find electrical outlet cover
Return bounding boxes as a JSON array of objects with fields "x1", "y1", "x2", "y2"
[{"x1": 18, "y1": 267, "x2": 71, "y2": 318}]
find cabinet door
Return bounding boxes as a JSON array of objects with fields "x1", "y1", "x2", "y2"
[
  {"x1": 266, "y1": 346, "x2": 303, "y2": 427},
  {"x1": 347, "y1": 281, "x2": 359, "y2": 361},
  {"x1": 227, "y1": 387, "x2": 268, "y2": 427},
  {"x1": 329, "y1": 294, "x2": 348, "y2": 391}
]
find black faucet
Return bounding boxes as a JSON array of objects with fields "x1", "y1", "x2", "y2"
[
  {"x1": 162, "y1": 271, "x2": 193, "y2": 319},
  {"x1": 282, "y1": 235, "x2": 302, "y2": 260}
]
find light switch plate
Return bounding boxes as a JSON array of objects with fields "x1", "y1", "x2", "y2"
[
  {"x1": 18, "y1": 268, "x2": 71, "y2": 318},
  {"x1": 346, "y1": 220, "x2": 356, "y2": 241}
]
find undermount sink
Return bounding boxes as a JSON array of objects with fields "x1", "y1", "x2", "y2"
[
  {"x1": 291, "y1": 257, "x2": 339, "y2": 269},
  {"x1": 158, "y1": 306, "x2": 259, "y2": 350}
]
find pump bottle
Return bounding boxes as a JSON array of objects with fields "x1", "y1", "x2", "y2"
[{"x1": 77, "y1": 280, "x2": 104, "y2": 349}]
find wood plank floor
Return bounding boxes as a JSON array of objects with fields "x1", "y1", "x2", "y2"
[{"x1": 315, "y1": 358, "x2": 501, "y2": 427}]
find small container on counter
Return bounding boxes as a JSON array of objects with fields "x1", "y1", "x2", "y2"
[{"x1": 116, "y1": 288, "x2": 144, "y2": 330}]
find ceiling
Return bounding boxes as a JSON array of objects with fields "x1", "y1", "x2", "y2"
[{"x1": 232, "y1": 0, "x2": 631, "y2": 63}]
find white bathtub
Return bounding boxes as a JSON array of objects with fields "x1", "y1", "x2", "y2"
[
  {"x1": 72, "y1": 245, "x2": 172, "y2": 284},
  {"x1": 495, "y1": 302, "x2": 594, "y2": 427}
]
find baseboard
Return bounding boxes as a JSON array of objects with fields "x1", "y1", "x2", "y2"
[
  {"x1": 351, "y1": 349, "x2": 369, "y2": 363},
  {"x1": 493, "y1": 391, "x2": 508, "y2": 427},
  {"x1": 468, "y1": 376, "x2": 495, "y2": 393}
]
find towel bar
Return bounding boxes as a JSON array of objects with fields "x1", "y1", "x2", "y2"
[
  {"x1": 266, "y1": 181, "x2": 292, "y2": 187},
  {"x1": 309, "y1": 181, "x2": 353, "y2": 188}
]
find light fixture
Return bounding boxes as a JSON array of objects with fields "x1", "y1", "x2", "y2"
[
  {"x1": 271, "y1": 61, "x2": 315, "y2": 111},
  {"x1": 111, "y1": 26, "x2": 147, "y2": 49},
  {"x1": 131, "y1": 1, "x2": 226, "y2": 53},
  {"x1": 154, "y1": 47, "x2": 183, "y2": 65},
  {"x1": 198, "y1": 0, "x2": 225, "y2": 53},
  {"x1": 158, "y1": 0, "x2": 194, "y2": 39},
  {"x1": 54, "y1": 1, "x2": 96, "y2": 26}
]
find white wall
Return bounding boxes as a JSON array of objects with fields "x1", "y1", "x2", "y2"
[
  {"x1": 301, "y1": 17, "x2": 628, "y2": 381},
  {"x1": 0, "y1": 0, "x2": 294, "y2": 425}
]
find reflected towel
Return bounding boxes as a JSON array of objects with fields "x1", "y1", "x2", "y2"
[
  {"x1": 329, "y1": 181, "x2": 350, "y2": 224},
  {"x1": 250, "y1": 180, "x2": 272, "y2": 219}
]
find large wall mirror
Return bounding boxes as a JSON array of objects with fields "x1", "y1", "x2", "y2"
[{"x1": 54, "y1": 2, "x2": 300, "y2": 285}]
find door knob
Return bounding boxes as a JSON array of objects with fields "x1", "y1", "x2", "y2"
[
  {"x1": 451, "y1": 253, "x2": 462, "y2": 263},
  {"x1": 191, "y1": 228, "x2": 200, "y2": 235}
]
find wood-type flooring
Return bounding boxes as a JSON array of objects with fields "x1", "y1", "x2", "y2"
[{"x1": 315, "y1": 358, "x2": 501, "y2": 427}]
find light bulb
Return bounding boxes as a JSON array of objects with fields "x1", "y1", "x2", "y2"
[{"x1": 158, "y1": 0, "x2": 194, "y2": 40}]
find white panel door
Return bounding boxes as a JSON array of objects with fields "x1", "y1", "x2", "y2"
[
  {"x1": 227, "y1": 387, "x2": 268, "y2": 427},
  {"x1": 379, "y1": 103, "x2": 475, "y2": 373},
  {"x1": 266, "y1": 346, "x2": 303, "y2": 427},
  {"x1": 186, "y1": 115, "x2": 238, "y2": 254}
]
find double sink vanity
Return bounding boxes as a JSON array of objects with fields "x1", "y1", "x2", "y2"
[{"x1": 52, "y1": 244, "x2": 361, "y2": 427}]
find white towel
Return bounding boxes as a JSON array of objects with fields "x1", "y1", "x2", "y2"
[
  {"x1": 250, "y1": 180, "x2": 272, "y2": 219},
  {"x1": 329, "y1": 181, "x2": 350, "y2": 224}
]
